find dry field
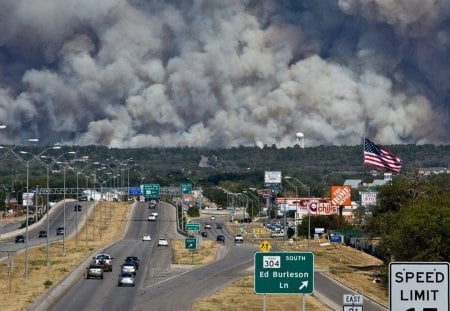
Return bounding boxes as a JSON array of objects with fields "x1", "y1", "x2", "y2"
[{"x1": 0, "y1": 201, "x2": 130, "y2": 311}]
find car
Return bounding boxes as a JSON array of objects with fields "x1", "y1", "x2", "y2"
[
  {"x1": 56, "y1": 227, "x2": 65, "y2": 236},
  {"x1": 150, "y1": 212, "x2": 158, "y2": 217},
  {"x1": 121, "y1": 263, "x2": 136, "y2": 275},
  {"x1": 74, "y1": 204, "x2": 82, "y2": 211},
  {"x1": 86, "y1": 264, "x2": 104, "y2": 279},
  {"x1": 38, "y1": 230, "x2": 47, "y2": 238},
  {"x1": 158, "y1": 238, "x2": 169, "y2": 246},
  {"x1": 216, "y1": 235, "x2": 225, "y2": 243},
  {"x1": 142, "y1": 234, "x2": 151, "y2": 241},
  {"x1": 201, "y1": 231, "x2": 208, "y2": 238},
  {"x1": 118, "y1": 273, "x2": 135, "y2": 287},
  {"x1": 93, "y1": 254, "x2": 114, "y2": 272},
  {"x1": 234, "y1": 234, "x2": 244, "y2": 244},
  {"x1": 271, "y1": 232, "x2": 285, "y2": 238},
  {"x1": 148, "y1": 215, "x2": 156, "y2": 221},
  {"x1": 210, "y1": 216, "x2": 216, "y2": 221},
  {"x1": 205, "y1": 223, "x2": 212, "y2": 229},
  {"x1": 124, "y1": 256, "x2": 140, "y2": 270},
  {"x1": 216, "y1": 223, "x2": 223, "y2": 229},
  {"x1": 79, "y1": 196, "x2": 88, "y2": 201},
  {"x1": 15, "y1": 235, "x2": 25, "y2": 243}
]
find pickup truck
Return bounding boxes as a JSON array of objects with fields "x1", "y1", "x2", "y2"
[{"x1": 93, "y1": 254, "x2": 114, "y2": 272}]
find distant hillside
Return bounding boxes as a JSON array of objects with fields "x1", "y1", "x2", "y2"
[{"x1": 1, "y1": 143, "x2": 450, "y2": 189}]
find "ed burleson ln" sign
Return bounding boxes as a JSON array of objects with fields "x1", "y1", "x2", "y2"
[{"x1": 389, "y1": 262, "x2": 449, "y2": 311}]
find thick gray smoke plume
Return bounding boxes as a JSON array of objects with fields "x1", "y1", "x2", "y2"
[{"x1": 0, "y1": 0, "x2": 449, "y2": 148}]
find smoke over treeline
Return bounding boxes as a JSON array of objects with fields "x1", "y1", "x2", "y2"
[{"x1": 0, "y1": 0, "x2": 449, "y2": 148}]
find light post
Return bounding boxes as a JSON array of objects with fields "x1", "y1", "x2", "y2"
[
  {"x1": 0, "y1": 144, "x2": 61, "y2": 279},
  {"x1": 243, "y1": 190, "x2": 259, "y2": 220},
  {"x1": 285, "y1": 176, "x2": 311, "y2": 250}
]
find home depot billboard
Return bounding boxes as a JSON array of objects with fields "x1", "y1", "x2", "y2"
[{"x1": 331, "y1": 185, "x2": 351, "y2": 206}]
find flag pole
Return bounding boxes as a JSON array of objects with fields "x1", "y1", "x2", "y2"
[{"x1": 361, "y1": 135, "x2": 366, "y2": 186}]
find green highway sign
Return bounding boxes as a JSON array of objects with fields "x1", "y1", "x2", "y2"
[
  {"x1": 181, "y1": 183, "x2": 192, "y2": 194},
  {"x1": 186, "y1": 223, "x2": 200, "y2": 231},
  {"x1": 254, "y1": 252, "x2": 314, "y2": 294},
  {"x1": 185, "y1": 238, "x2": 197, "y2": 250},
  {"x1": 142, "y1": 184, "x2": 160, "y2": 198}
]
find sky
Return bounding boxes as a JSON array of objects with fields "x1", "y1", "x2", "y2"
[{"x1": 0, "y1": 0, "x2": 449, "y2": 148}]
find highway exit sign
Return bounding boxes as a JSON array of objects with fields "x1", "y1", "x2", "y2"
[
  {"x1": 185, "y1": 238, "x2": 197, "y2": 250},
  {"x1": 390, "y1": 262, "x2": 449, "y2": 311},
  {"x1": 254, "y1": 252, "x2": 314, "y2": 294},
  {"x1": 142, "y1": 184, "x2": 160, "y2": 198},
  {"x1": 186, "y1": 223, "x2": 200, "y2": 231}
]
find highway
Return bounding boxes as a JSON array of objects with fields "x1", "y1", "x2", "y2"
[
  {"x1": 0, "y1": 200, "x2": 91, "y2": 257},
  {"x1": 24, "y1": 201, "x2": 388, "y2": 311}
]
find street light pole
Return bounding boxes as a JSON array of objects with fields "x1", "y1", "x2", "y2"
[
  {"x1": 0, "y1": 145, "x2": 61, "y2": 279},
  {"x1": 285, "y1": 176, "x2": 311, "y2": 251}
]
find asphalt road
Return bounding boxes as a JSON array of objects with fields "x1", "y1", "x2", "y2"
[
  {"x1": 7, "y1": 201, "x2": 388, "y2": 311},
  {"x1": 0, "y1": 200, "x2": 91, "y2": 257}
]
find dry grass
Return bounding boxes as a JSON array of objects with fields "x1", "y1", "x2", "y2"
[
  {"x1": 172, "y1": 239, "x2": 218, "y2": 265},
  {"x1": 191, "y1": 222, "x2": 388, "y2": 311},
  {"x1": 193, "y1": 276, "x2": 332, "y2": 311},
  {"x1": 0, "y1": 201, "x2": 130, "y2": 311}
]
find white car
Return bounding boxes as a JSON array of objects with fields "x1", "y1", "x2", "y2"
[
  {"x1": 158, "y1": 238, "x2": 169, "y2": 246},
  {"x1": 142, "y1": 234, "x2": 151, "y2": 241},
  {"x1": 118, "y1": 273, "x2": 135, "y2": 287},
  {"x1": 148, "y1": 215, "x2": 156, "y2": 221},
  {"x1": 151, "y1": 212, "x2": 159, "y2": 217},
  {"x1": 210, "y1": 216, "x2": 216, "y2": 221},
  {"x1": 205, "y1": 223, "x2": 212, "y2": 229}
]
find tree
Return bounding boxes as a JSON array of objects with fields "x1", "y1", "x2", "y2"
[{"x1": 388, "y1": 202, "x2": 450, "y2": 261}]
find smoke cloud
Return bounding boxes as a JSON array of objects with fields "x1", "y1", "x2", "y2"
[{"x1": 0, "y1": 0, "x2": 448, "y2": 148}]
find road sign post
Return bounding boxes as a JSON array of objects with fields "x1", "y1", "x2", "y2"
[
  {"x1": 254, "y1": 252, "x2": 314, "y2": 294},
  {"x1": 186, "y1": 223, "x2": 200, "y2": 232},
  {"x1": 142, "y1": 184, "x2": 160, "y2": 199},
  {"x1": 185, "y1": 238, "x2": 197, "y2": 250},
  {"x1": 390, "y1": 262, "x2": 449, "y2": 311}
]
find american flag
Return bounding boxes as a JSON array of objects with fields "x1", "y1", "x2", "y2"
[{"x1": 364, "y1": 138, "x2": 402, "y2": 173}]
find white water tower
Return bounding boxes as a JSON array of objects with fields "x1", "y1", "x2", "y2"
[{"x1": 295, "y1": 132, "x2": 305, "y2": 148}]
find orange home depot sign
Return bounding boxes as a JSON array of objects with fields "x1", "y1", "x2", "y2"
[{"x1": 331, "y1": 186, "x2": 351, "y2": 206}]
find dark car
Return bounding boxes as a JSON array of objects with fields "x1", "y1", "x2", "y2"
[
  {"x1": 38, "y1": 230, "x2": 47, "y2": 238},
  {"x1": 216, "y1": 223, "x2": 223, "y2": 229},
  {"x1": 56, "y1": 227, "x2": 65, "y2": 236},
  {"x1": 124, "y1": 256, "x2": 140, "y2": 270},
  {"x1": 201, "y1": 231, "x2": 208, "y2": 238},
  {"x1": 74, "y1": 204, "x2": 82, "y2": 212},
  {"x1": 15, "y1": 235, "x2": 25, "y2": 243},
  {"x1": 216, "y1": 235, "x2": 225, "y2": 243}
]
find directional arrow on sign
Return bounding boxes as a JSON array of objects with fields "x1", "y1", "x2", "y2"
[{"x1": 299, "y1": 281, "x2": 308, "y2": 290}]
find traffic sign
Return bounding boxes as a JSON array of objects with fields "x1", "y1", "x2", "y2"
[
  {"x1": 343, "y1": 294, "x2": 364, "y2": 305},
  {"x1": 390, "y1": 262, "x2": 449, "y2": 311},
  {"x1": 254, "y1": 252, "x2": 314, "y2": 294},
  {"x1": 181, "y1": 183, "x2": 192, "y2": 194},
  {"x1": 142, "y1": 184, "x2": 160, "y2": 198},
  {"x1": 259, "y1": 240, "x2": 272, "y2": 252},
  {"x1": 128, "y1": 187, "x2": 141, "y2": 195},
  {"x1": 343, "y1": 307, "x2": 363, "y2": 311},
  {"x1": 186, "y1": 223, "x2": 200, "y2": 231},
  {"x1": 185, "y1": 238, "x2": 197, "y2": 250}
]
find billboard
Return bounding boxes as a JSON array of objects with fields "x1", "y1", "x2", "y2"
[
  {"x1": 361, "y1": 190, "x2": 377, "y2": 206},
  {"x1": 264, "y1": 171, "x2": 281, "y2": 186},
  {"x1": 275, "y1": 197, "x2": 338, "y2": 216},
  {"x1": 331, "y1": 185, "x2": 351, "y2": 206}
]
